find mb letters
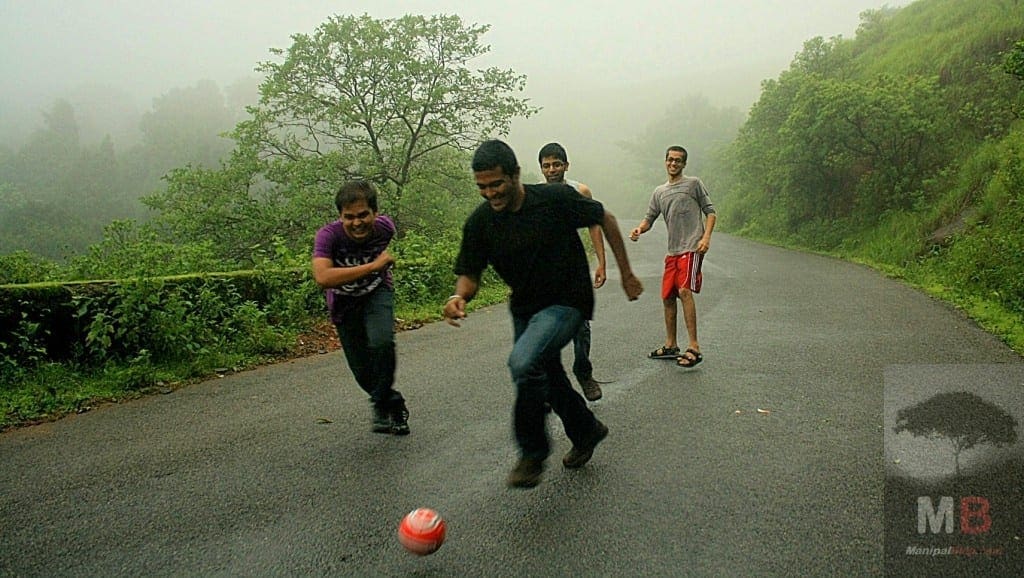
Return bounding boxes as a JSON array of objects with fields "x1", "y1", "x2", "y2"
[{"x1": 916, "y1": 496, "x2": 992, "y2": 535}]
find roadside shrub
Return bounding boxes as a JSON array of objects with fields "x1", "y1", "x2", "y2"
[
  {"x1": 0, "y1": 251, "x2": 61, "y2": 285},
  {"x1": 391, "y1": 229, "x2": 460, "y2": 309},
  {"x1": 69, "y1": 273, "x2": 313, "y2": 367},
  {"x1": 62, "y1": 220, "x2": 228, "y2": 281},
  {"x1": 0, "y1": 307, "x2": 51, "y2": 384}
]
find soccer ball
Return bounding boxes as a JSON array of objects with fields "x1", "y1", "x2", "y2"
[{"x1": 397, "y1": 508, "x2": 447, "y2": 555}]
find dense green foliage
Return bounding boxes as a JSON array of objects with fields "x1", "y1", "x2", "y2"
[
  {"x1": 908, "y1": 128, "x2": 1024, "y2": 326},
  {"x1": 718, "y1": 0, "x2": 1022, "y2": 236},
  {"x1": 709, "y1": 0, "x2": 1024, "y2": 347},
  {"x1": 0, "y1": 271, "x2": 315, "y2": 427},
  {"x1": 0, "y1": 251, "x2": 62, "y2": 285},
  {"x1": 1, "y1": 254, "x2": 507, "y2": 429},
  {"x1": 5, "y1": 2, "x2": 1023, "y2": 427},
  {"x1": 0, "y1": 14, "x2": 527, "y2": 429}
]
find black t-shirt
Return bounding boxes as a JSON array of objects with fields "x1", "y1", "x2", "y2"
[{"x1": 454, "y1": 183, "x2": 604, "y2": 320}]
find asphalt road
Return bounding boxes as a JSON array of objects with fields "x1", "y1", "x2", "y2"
[{"x1": 2, "y1": 230, "x2": 1021, "y2": 576}]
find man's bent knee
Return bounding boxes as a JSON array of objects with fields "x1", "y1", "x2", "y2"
[{"x1": 508, "y1": 355, "x2": 546, "y2": 383}]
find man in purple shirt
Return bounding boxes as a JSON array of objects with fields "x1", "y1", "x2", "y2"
[{"x1": 312, "y1": 180, "x2": 409, "y2": 435}]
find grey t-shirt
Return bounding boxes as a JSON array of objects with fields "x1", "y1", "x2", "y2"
[{"x1": 643, "y1": 176, "x2": 716, "y2": 255}]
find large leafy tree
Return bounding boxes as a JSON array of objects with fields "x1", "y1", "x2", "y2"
[
  {"x1": 781, "y1": 74, "x2": 948, "y2": 221},
  {"x1": 722, "y1": 37, "x2": 853, "y2": 234},
  {"x1": 149, "y1": 13, "x2": 536, "y2": 261},
  {"x1": 251, "y1": 13, "x2": 536, "y2": 201}
]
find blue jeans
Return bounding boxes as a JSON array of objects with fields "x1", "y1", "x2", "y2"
[
  {"x1": 333, "y1": 288, "x2": 403, "y2": 408},
  {"x1": 572, "y1": 320, "x2": 593, "y2": 382},
  {"x1": 510, "y1": 305, "x2": 600, "y2": 461}
]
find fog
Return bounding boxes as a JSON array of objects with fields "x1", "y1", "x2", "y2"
[{"x1": 1, "y1": 0, "x2": 911, "y2": 209}]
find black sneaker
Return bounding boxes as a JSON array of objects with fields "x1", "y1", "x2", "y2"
[
  {"x1": 506, "y1": 458, "x2": 544, "y2": 488},
  {"x1": 390, "y1": 403, "x2": 410, "y2": 436},
  {"x1": 563, "y1": 420, "x2": 609, "y2": 469},
  {"x1": 579, "y1": 377, "x2": 603, "y2": 402},
  {"x1": 371, "y1": 404, "x2": 392, "y2": 433}
]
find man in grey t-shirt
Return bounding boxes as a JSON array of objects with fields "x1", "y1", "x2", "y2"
[{"x1": 629, "y1": 146, "x2": 716, "y2": 368}]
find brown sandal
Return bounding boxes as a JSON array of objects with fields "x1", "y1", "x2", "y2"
[
  {"x1": 677, "y1": 348, "x2": 703, "y2": 367},
  {"x1": 649, "y1": 346, "x2": 681, "y2": 359}
]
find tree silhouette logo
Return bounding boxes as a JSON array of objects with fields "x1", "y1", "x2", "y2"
[{"x1": 893, "y1": 392, "x2": 1018, "y2": 477}]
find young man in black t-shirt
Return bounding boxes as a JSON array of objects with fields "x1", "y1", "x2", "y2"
[{"x1": 443, "y1": 139, "x2": 643, "y2": 488}]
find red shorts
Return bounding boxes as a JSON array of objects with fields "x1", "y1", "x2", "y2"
[{"x1": 661, "y1": 252, "x2": 703, "y2": 299}]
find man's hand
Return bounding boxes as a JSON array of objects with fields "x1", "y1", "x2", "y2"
[
  {"x1": 622, "y1": 273, "x2": 643, "y2": 301},
  {"x1": 593, "y1": 266, "x2": 607, "y2": 289},
  {"x1": 629, "y1": 227, "x2": 641, "y2": 242},
  {"x1": 443, "y1": 295, "x2": 467, "y2": 327},
  {"x1": 697, "y1": 237, "x2": 711, "y2": 254},
  {"x1": 374, "y1": 250, "x2": 395, "y2": 271}
]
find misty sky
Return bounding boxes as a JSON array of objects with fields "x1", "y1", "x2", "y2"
[
  {"x1": 1, "y1": 0, "x2": 911, "y2": 194},
  {"x1": 3, "y1": 1, "x2": 910, "y2": 116}
]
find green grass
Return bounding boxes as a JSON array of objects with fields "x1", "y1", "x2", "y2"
[
  {"x1": 735, "y1": 234, "x2": 1024, "y2": 356},
  {"x1": 903, "y1": 267, "x2": 1024, "y2": 354},
  {"x1": 0, "y1": 348, "x2": 286, "y2": 429},
  {"x1": 1, "y1": 286, "x2": 512, "y2": 431}
]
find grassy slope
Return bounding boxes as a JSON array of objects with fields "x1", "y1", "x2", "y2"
[
  {"x1": 850, "y1": 0, "x2": 1024, "y2": 352},
  {"x1": 719, "y1": 0, "x2": 1024, "y2": 353}
]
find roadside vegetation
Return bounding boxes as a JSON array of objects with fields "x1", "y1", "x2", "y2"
[
  {"x1": 0, "y1": 15, "x2": 519, "y2": 429},
  {"x1": 3, "y1": 1, "x2": 1022, "y2": 429},
  {"x1": 706, "y1": 0, "x2": 1024, "y2": 351}
]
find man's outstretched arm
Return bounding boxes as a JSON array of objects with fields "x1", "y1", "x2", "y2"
[{"x1": 601, "y1": 210, "x2": 643, "y2": 301}]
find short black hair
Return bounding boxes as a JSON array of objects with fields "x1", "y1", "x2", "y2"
[
  {"x1": 472, "y1": 139, "x2": 519, "y2": 177},
  {"x1": 538, "y1": 142, "x2": 568, "y2": 164},
  {"x1": 335, "y1": 180, "x2": 379, "y2": 213},
  {"x1": 665, "y1": 145, "x2": 688, "y2": 163}
]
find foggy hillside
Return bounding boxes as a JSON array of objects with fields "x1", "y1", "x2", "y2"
[{"x1": 0, "y1": 0, "x2": 913, "y2": 255}]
